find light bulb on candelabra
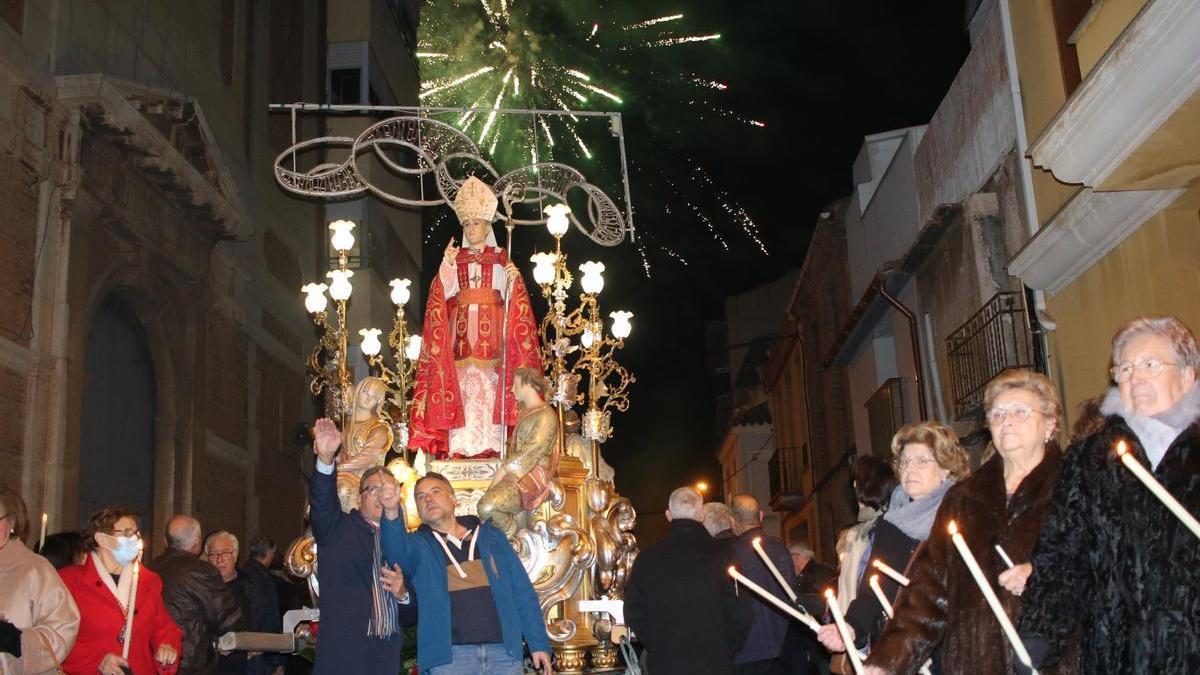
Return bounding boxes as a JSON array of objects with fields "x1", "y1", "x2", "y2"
[
  {"x1": 579, "y1": 261, "x2": 605, "y2": 295},
  {"x1": 327, "y1": 269, "x2": 354, "y2": 301},
  {"x1": 359, "y1": 328, "x2": 382, "y2": 357},
  {"x1": 544, "y1": 203, "x2": 571, "y2": 238},
  {"x1": 301, "y1": 283, "x2": 329, "y2": 314},
  {"x1": 389, "y1": 278, "x2": 412, "y2": 306},
  {"x1": 404, "y1": 335, "x2": 423, "y2": 361},
  {"x1": 581, "y1": 327, "x2": 597, "y2": 349},
  {"x1": 610, "y1": 310, "x2": 633, "y2": 339},
  {"x1": 530, "y1": 252, "x2": 558, "y2": 286},
  {"x1": 329, "y1": 220, "x2": 356, "y2": 253}
]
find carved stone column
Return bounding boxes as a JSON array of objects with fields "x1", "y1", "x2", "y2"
[{"x1": 551, "y1": 456, "x2": 598, "y2": 673}]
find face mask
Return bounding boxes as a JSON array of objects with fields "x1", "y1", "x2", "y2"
[{"x1": 110, "y1": 536, "x2": 141, "y2": 566}]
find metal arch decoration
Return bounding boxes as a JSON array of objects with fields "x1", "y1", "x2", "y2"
[{"x1": 273, "y1": 115, "x2": 628, "y2": 246}]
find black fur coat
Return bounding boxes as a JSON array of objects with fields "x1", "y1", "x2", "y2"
[
  {"x1": 865, "y1": 445, "x2": 1078, "y2": 675},
  {"x1": 1020, "y1": 411, "x2": 1200, "y2": 674}
]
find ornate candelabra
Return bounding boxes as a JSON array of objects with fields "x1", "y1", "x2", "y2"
[{"x1": 300, "y1": 220, "x2": 421, "y2": 436}]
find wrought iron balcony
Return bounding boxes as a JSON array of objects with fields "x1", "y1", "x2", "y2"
[
  {"x1": 769, "y1": 445, "x2": 807, "y2": 512},
  {"x1": 946, "y1": 292, "x2": 1034, "y2": 420}
]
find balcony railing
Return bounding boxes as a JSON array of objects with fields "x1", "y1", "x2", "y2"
[
  {"x1": 946, "y1": 292, "x2": 1033, "y2": 420},
  {"x1": 865, "y1": 378, "x2": 905, "y2": 457},
  {"x1": 769, "y1": 445, "x2": 807, "y2": 512}
]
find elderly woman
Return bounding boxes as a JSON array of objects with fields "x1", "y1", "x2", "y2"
[
  {"x1": 858, "y1": 369, "x2": 1077, "y2": 675},
  {"x1": 1019, "y1": 316, "x2": 1200, "y2": 674},
  {"x1": 59, "y1": 508, "x2": 182, "y2": 675},
  {"x1": 819, "y1": 422, "x2": 969, "y2": 660},
  {"x1": 0, "y1": 487, "x2": 80, "y2": 674}
]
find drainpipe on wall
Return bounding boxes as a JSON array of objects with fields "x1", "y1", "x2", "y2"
[
  {"x1": 998, "y1": 0, "x2": 1057, "y2": 378},
  {"x1": 878, "y1": 281, "x2": 929, "y2": 421}
]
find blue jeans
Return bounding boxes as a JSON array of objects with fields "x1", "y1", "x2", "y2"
[{"x1": 428, "y1": 643, "x2": 524, "y2": 674}]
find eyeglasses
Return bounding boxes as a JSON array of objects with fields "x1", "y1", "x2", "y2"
[
  {"x1": 206, "y1": 550, "x2": 236, "y2": 561},
  {"x1": 359, "y1": 482, "x2": 396, "y2": 496},
  {"x1": 1110, "y1": 358, "x2": 1182, "y2": 383},
  {"x1": 111, "y1": 528, "x2": 141, "y2": 539},
  {"x1": 987, "y1": 404, "x2": 1041, "y2": 424},
  {"x1": 896, "y1": 456, "x2": 938, "y2": 471}
]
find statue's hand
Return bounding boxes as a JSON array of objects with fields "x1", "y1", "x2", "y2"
[
  {"x1": 504, "y1": 261, "x2": 519, "y2": 283},
  {"x1": 443, "y1": 237, "x2": 460, "y2": 267},
  {"x1": 313, "y1": 418, "x2": 341, "y2": 464}
]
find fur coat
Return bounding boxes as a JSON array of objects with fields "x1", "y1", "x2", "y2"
[
  {"x1": 866, "y1": 444, "x2": 1078, "y2": 675},
  {"x1": 1019, "y1": 384, "x2": 1200, "y2": 674}
]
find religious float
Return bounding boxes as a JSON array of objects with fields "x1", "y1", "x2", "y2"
[{"x1": 273, "y1": 113, "x2": 639, "y2": 673}]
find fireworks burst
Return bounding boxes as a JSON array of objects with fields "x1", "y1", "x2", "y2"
[{"x1": 418, "y1": 1, "x2": 770, "y2": 269}]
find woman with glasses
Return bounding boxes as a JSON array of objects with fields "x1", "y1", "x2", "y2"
[
  {"x1": 59, "y1": 508, "x2": 182, "y2": 675},
  {"x1": 818, "y1": 421, "x2": 969, "y2": 664},
  {"x1": 0, "y1": 487, "x2": 80, "y2": 673},
  {"x1": 1019, "y1": 316, "x2": 1200, "y2": 674},
  {"x1": 856, "y1": 368, "x2": 1078, "y2": 675}
]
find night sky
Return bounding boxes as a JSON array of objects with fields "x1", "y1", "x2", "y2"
[{"x1": 422, "y1": 0, "x2": 970, "y2": 543}]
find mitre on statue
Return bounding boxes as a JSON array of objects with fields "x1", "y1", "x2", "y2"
[{"x1": 452, "y1": 176, "x2": 499, "y2": 224}]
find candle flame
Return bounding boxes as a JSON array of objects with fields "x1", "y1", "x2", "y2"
[
  {"x1": 752, "y1": 536, "x2": 762, "y2": 546},
  {"x1": 727, "y1": 565, "x2": 737, "y2": 575},
  {"x1": 824, "y1": 588, "x2": 835, "y2": 599},
  {"x1": 1116, "y1": 439, "x2": 1129, "y2": 456},
  {"x1": 948, "y1": 519, "x2": 959, "y2": 535},
  {"x1": 870, "y1": 573, "x2": 879, "y2": 584}
]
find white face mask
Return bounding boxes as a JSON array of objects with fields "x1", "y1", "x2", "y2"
[{"x1": 108, "y1": 535, "x2": 141, "y2": 567}]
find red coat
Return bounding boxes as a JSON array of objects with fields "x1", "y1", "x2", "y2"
[{"x1": 59, "y1": 559, "x2": 183, "y2": 675}]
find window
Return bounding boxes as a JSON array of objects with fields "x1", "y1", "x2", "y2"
[
  {"x1": 1051, "y1": 0, "x2": 1094, "y2": 95},
  {"x1": 330, "y1": 68, "x2": 362, "y2": 105},
  {"x1": 865, "y1": 378, "x2": 905, "y2": 458}
]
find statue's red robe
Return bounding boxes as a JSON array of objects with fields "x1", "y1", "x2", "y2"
[{"x1": 409, "y1": 246, "x2": 542, "y2": 459}]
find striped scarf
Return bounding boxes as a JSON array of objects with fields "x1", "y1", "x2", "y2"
[{"x1": 366, "y1": 517, "x2": 400, "y2": 638}]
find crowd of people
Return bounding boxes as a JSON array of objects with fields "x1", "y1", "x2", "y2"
[
  {"x1": 0, "y1": 314, "x2": 1196, "y2": 675},
  {"x1": 626, "y1": 315, "x2": 1200, "y2": 675}
]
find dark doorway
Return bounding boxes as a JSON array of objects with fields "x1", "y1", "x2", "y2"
[{"x1": 79, "y1": 296, "x2": 156, "y2": 536}]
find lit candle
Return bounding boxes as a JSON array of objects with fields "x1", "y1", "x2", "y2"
[
  {"x1": 995, "y1": 545, "x2": 1016, "y2": 569},
  {"x1": 872, "y1": 558, "x2": 910, "y2": 587},
  {"x1": 1117, "y1": 440, "x2": 1200, "y2": 541},
  {"x1": 948, "y1": 520, "x2": 1037, "y2": 674},
  {"x1": 39, "y1": 512, "x2": 47, "y2": 551},
  {"x1": 825, "y1": 589, "x2": 865, "y2": 675},
  {"x1": 121, "y1": 542, "x2": 143, "y2": 659},
  {"x1": 751, "y1": 536, "x2": 798, "y2": 602},
  {"x1": 868, "y1": 573, "x2": 893, "y2": 619},
  {"x1": 727, "y1": 566, "x2": 820, "y2": 633}
]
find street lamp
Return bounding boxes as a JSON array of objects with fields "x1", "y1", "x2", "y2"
[
  {"x1": 389, "y1": 278, "x2": 412, "y2": 306},
  {"x1": 328, "y1": 219, "x2": 356, "y2": 253},
  {"x1": 544, "y1": 203, "x2": 571, "y2": 238},
  {"x1": 359, "y1": 328, "x2": 383, "y2": 357},
  {"x1": 579, "y1": 261, "x2": 605, "y2": 295},
  {"x1": 695, "y1": 481, "x2": 709, "y2": 494}
]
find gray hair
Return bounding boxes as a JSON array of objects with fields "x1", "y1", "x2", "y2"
[
  {"x1": 789, "y1": 541, "x2": 814, "y2": 559},
  {"x1": 1111, "y1": 316, "x2": 1199, "y2": 375},
  {"x1": 204, "y1": 531, "x2": 239, "y2": 554},
  {"x1": 667, "y1": 487, "x2": 703, "y2": 521},
  {"x1": 165, "y1": 515, "x2": 202, "y2": 551},
  {"x1": 701, "y1": 502, "x2": 733, "y2": 536},
  {"x1": 730, "y1": 493, "x2": 762, "y2": 528}
]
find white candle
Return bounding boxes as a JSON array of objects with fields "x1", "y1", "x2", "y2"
[
  {"x1": 751, "y1": 536, "x2": 798, "y2": 602},
  {"x1": 825, "y1": 589, "x2": 865, "y2": 675},
  {"x1": 872, "y1": 558, "x2": 910, "y2": 586},
  {"x1": 121, "y1": 541, "x2": 144, "y2": 660},
  {"x1": 995, "y1": 544, "x2": 1016, "y2": 569},
  {"x1": 727, "y1": 566, "x2": 820, "y2": 633},
  {"x1": 39, "y1": 513, "x2": 47, "y2": 551},
  {"x1": 868, "y1": 573, "x2": 893, "y2": 618},
  {"x1": 948, "y1": 520, "x2": 1036, "y2": 674},
  {"x1": 1117, "y1": 440, "x2": 1200, "y2": 541}
]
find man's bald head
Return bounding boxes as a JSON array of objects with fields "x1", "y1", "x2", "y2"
[
  {"x1": 730, "y1": 493, "x2": 763, "y2": 534},
  {"x1": 166, "y1": 514, "x2": 203, "y2": 555}
]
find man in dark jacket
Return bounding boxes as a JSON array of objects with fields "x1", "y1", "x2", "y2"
[
  {"x1": 783, "y1": 542, "x2": 836, "y2": 675},
  {"x1": 310, "y1": 418, "x2": 418, "y2": 675},
  {"x1": 731, "y1": 493, "x2": 795, "y2": 675},
  {"x1": 240, "y1": 536, "x2": 284, "y2": 675},
  {"x1": 150, "y1": 515, "x2": 244, "y2": 675},
  {"x1": 625, "y1": 486, "x2": 752, "y2": 675}
]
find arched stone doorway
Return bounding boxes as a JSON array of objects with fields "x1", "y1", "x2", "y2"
[{"x1": 78, "y1": 295, "x2": 157, "y2": 535}]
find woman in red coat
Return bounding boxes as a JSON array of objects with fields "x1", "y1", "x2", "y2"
[{"x1": 59, "y1": 507, "x2": 182, "y2": 675}]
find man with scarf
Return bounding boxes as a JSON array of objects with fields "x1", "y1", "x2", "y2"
[
  {"x1": 310, "y1": 418, "x2": 417, "y2": 674},
  {"x1": 408, "y1": 176, "x2": 542, "y2": 460}
]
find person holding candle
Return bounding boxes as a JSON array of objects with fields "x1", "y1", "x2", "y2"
[
  {"x1": 1019, "y1": 316, "x2": 1200, "y2": 674},
  {"x1": 832, "y1": 458, "x2": 898, "y2": 622},
  {"x1": 847, "y1": 369, "x2": 1077, "y2": 675},
  {"x1": 0, "y1": 487, "x2": 80, "y2": 674},
  {"x1": 59, "y1": 507, "x2": 182, "y2": 675},
  {"x1": 818, "y1": 422, "x2": 968, "y2": 662},
  {"x1": 730, "y1": 493, "x2": 795, "y2": 674}
]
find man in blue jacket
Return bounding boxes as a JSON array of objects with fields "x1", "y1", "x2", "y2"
[
  {"x1": 380, "y1": 470, "x2": 552, "y2": 674},
  {"x1": 731, "y1": 493, "x2": 795, "y2": 675},
  {"x1": 310, "y1": 418, "x2": 418, "y2": 674}
]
